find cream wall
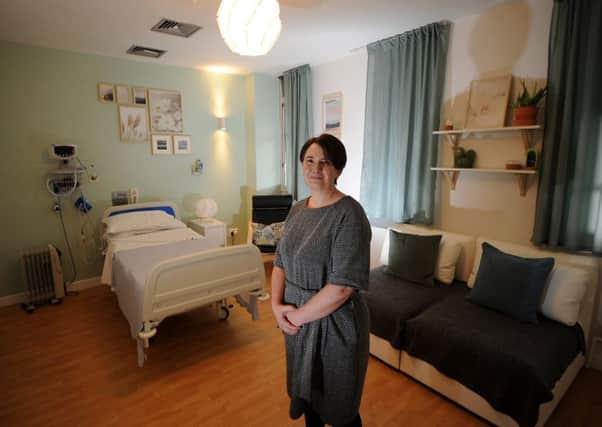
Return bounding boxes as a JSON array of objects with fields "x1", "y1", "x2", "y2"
[
  {"x1": 311, "y1": 51, "x2": 368, "y2": 201},
  {"x1": 310, "y1": 0, "x2": 553, "y2": 246},
  {"x1": 436, "y1": 0, "x2": 554, "y2": 245}
]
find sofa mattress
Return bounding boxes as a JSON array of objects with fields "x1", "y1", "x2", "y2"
[
  {"x1": 404, "y1": 292, "x2": 585, "y2": 427},
  {"x1": 365, "y1": 266, "x2": 466, "y2": 349}
]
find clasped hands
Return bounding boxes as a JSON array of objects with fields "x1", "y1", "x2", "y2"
[{"x1": 272, "y1": 303, "x2": 303, "y2": 335}]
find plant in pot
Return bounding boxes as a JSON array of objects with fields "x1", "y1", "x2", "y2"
[
  {"x1": 454, "y1": 147, "x2": 476, "y2": 168},
  {"x1": 512, "y1": 80, "x2": 547, "y2": 126}
]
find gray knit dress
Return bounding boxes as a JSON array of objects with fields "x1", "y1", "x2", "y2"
[{"x1": 274, "y1": 196, "x2": 371, "y2": 425}]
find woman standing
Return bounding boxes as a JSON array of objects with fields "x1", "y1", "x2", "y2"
[{"x1": 271, "y1": 134, "x2": 371, "y2": 427}]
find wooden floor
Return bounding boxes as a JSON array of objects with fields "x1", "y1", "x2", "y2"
[{"x1": 1, "y1": 283, "x2": 601, "y2": 427}]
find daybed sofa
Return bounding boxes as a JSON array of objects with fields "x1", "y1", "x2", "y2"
[{"x1": 366, "y1": 225, "x2": 599, "y2": 427}]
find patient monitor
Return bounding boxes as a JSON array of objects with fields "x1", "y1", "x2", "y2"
[{"x1": 50, "y1": 144, "x2": 78, "y2": 161}]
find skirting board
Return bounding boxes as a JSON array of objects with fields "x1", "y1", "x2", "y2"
[{"x1": 0, "y1": 276, "x2": 101, "y2": 307}]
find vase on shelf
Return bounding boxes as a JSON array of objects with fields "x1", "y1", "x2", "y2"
[{"x1": 512, "y1": 106, "x2": 538, "y2": 126}]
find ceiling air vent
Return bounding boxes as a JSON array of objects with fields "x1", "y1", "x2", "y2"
[
  {"x1": 126, "y1": 45, "x2": 166, "y2": 58},
  {"x1": 151, "y1": 18, "x2": 202, "y2": 38}
]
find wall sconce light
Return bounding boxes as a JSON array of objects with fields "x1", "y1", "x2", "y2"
[{"x1": 217, "y1": 117, "x2": 226, "y2": 131}]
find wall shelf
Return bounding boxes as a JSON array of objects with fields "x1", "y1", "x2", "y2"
[
  {"x1": 432, "y1": 126, "x2": 541, "y2": 196},
  {"x1": 430, "y1": 167, "x2": 537, "y2": 196},
  {"x1": 433, "y1": 125, "x2": 541, "y2": 152}
]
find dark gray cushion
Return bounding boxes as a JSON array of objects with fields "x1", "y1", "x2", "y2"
[
  {"x1": 385, "y1": 230, "x2": 441, "y2": 286},
  {"x1": 467, "y1": 242, "x2": 554, "y2": 323}
]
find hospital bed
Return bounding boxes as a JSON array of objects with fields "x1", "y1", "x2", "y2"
[{"x1": 101, "y1": 202, "x2": 265, "y2": 367}]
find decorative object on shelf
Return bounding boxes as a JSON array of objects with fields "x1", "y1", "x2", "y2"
[
  {"x1": 173, "y1": 134, "x2": 192, "y2": 154},
  {"x1": 151, "y1": 134, "x2": 173, "y2": 155},
  {"x1": 525, "y1": 149, "x2": 538, "y2": 169},
  {"x1": 322, "y1": 92, "x2": 342, "y2": 137},
  {"x1": 453, "y1": 147, "x2": 476, "y2": 168},
  {"x1": 98, "y1": 82, "x2": 115, "y2": 103},
  {"x1": 148, "y1": 89, "x2": 183, "y2": 133},
  {"x1": 465, "y1": 75, "x2": 511, "y2": 129},
  {"x1": 132, "y1": 87, "x2": 147, "y2": 105},
  {"x1": 511, "y1": 80, "x2": 547, "y2": 126},
  {"x1": 505, "y1": 160, "x2": 523, "y2": 170},
  {"x1": 444, "y1": 119, "x2": 453, "y2": 130},
  {"x1": 119, "y1": 105, "x2": 149, "y2": 143},
  {"x1": 116, "y1": 85, "x2": 131, "y2": 104},
  {"x1": 217, "y1": 0, "x2": 282, "y2": 56}
]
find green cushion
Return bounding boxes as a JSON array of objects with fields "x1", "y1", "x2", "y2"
[{"x1": 385, "y1": 230, "x2": 441, "y2": 286}]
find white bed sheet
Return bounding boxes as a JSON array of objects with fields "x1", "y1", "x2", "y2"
[{"x1": 101, "y1": 228, "x2": 203, "y2": 285}]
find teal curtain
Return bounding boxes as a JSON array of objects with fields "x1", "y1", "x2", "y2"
[
  {"x1": 282, "y1": 64, "x2": 312, "y2": 200},
  {"x1": 532, "y1": 0, "x2": 601, "y2": 254},
  {"x1": 360, "y1": 22, "x2": 450, "y2": 223}
]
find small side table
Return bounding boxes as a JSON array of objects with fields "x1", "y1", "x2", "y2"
[{"x1": 189, "y1": 218, "x2": 227, "y2": 248}]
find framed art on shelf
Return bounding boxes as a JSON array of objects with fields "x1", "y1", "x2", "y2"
[
  {"x1": 98, "y1": 82, "x2": 115, "y2": 103},
  {"x1": 173, "y1": 134, "x2": 192, "y2": 154},
  {"x1": 148, "y1": 88, "x2": 183, "y2": 133},
  {"x1": 465, "y1": 75, "x2": 512, "y2": 129},
  {"x1": 151, "y1": 134, "x2": 173, "y2": 155},
  {"x1": 118, "y1": 104, "x2": 149, "y2": 143},
  {"x1": 116, "y1": 85, "x2": 131, "y2": 104},
  {"x1": 132, "y1": 87, "x2": 147, "y2": 105},
  {"x1": 322, "y1": 92, "x2": 342, "y2": 137}
]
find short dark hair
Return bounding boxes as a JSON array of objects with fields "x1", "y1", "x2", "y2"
[{"x1": 299, "y1": 133, "x2": 347, "y2": 171}]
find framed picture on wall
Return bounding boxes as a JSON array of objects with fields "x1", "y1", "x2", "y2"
[
  {"x1": 118, "y1": 104, "x2": 149, "y2": 143},
  {"x1": 173, "y1": 134, "x2": 192, "y2": 154},
  {"x1": 322, "y1": 92, "x2": 342, "y2": 137},
  {"x1": 98, "y1": 82, "x2": 115, "y2": 103},
  {"x1": 132, "y1": 87, "x2": 147, "y2": 105},
  {"x1": 465, "y1": 75, "x2": 511, "y2": 129},
  {"x1": 116, "y1": 85, "x2": 131, "y2": 104},
  {"x1": 151, "y1": 134, "x2": 173, "y2": 155},
  {"x1": 148, "y1": 88, "x2": 184, "y2": 133}
]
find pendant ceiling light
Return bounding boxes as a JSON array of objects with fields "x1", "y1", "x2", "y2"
[{"x1": 217, "y1": 0, "x2": 282, "y2": 56}]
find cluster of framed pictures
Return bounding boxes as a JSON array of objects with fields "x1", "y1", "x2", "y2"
[
  {"x1": 151, "y1": 134, "x2": 192, "y2": 155},
  {"x1": 98, "y1": 82, "x2": 190, "y2": 155}
]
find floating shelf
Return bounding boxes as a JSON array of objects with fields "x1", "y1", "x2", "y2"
[
  {"x1": 430, "y1": 167, "x2": 537, "y2": 196},
  {"x1": 433, "y1": 125, "x2": 541, "y2": 152}
]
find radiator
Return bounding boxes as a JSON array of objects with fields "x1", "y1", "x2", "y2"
[{"x1": 20, "y1": 245, "x2": 65, "y2": 312}]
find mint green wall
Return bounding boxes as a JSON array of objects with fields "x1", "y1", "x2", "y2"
[
  {"x1": 0, "y1": 41, "x2": 253, "y2": 297},
  {"x1": 253, "y1": 74, "x2": 281, "y2": 192}
]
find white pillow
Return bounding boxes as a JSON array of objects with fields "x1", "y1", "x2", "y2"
[
  {"x1": 539, "y1": 265, "x2": 589, "y2": 326},
  {"x1": 380, "y1": 227, "x2": 462, "y2": 284},
  {"x1": 103, "y1": 210, "x2": 186, "y2": 235}
]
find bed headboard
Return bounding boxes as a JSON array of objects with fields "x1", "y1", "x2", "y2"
[{"x1": 102, "y1": 201, "x2": 179, "y2": 220}]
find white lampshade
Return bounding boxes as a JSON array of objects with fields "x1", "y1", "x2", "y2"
[
  {"x1": 195, "y1": 198, "x2": 218, "y2": 218},
  {"x1": 217, "y1": 0, "x2": 282, "y2": 56}
]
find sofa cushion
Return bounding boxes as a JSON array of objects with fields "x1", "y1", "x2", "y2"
[
  {"x1": 380, "y1": 226, "x2": 468, "y2": 284},
  {"x1": 540, "y1": 265, "x2": 589, "y2": 326},
  {"x1": 385, "y1": 231, "x2": 441, "y2": 286},
  {"x1": 467, "y1": 242, "x2": 554, "y2": 323}
]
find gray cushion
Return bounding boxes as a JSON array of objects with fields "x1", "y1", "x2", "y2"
[
  {"x1": 467, "y1": 242, "x2": 554, "y2": 323},
  {"x1": 385, "y1": 230, "x2": 441, "y2": 286}
]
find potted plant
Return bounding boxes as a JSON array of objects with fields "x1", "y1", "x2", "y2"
[{"x1": 512, "y1": 80, "x2": 547, "y2": 126}]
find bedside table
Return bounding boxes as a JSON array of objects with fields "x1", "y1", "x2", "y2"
[{"x1": 189, "y1": 218, "x2": 227, "y2": 248}]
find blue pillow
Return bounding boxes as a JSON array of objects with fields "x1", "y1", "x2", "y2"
[{"x1": 467, "y1": 242, "x2": 554, "y2": 323}]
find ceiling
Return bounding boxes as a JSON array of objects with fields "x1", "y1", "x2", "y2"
[{"x1": 0, "y1": 0, "x2": 504, "y2": 75}]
